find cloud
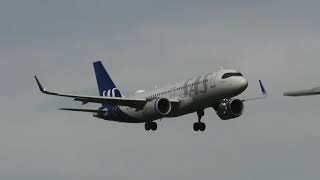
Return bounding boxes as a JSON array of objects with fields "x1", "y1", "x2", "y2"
[{"x1": 1, "y1": 0, "x2": 320, "y2": 179}]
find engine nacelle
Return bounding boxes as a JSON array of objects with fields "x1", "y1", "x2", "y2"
[
  {"x1": 143, "y1": 98, "x2": 172, "y2": 120},
  {"x1": 216, "y1": 99, "x2": 244, "y2": 120}
]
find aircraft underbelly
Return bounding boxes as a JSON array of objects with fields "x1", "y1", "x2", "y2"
[
  {"x1": 112, "y1": 84, "x2": 233, "y2": 122},
  {"x1": 167, "y1": 91, "x2": 223, "y2": 117}
]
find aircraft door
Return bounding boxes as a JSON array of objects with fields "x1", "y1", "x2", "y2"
[{"x1": 210, "y1": 73, "x2": 217, "y2": 88}]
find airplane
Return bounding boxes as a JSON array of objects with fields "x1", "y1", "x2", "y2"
[
  {"x1": 284, "y1": 87, "x2": 320, "y2": 97},
  {"x1": 35, "y1": 61, "x2": 267, "y2": 131}
]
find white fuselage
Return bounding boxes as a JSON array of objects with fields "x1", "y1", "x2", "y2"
[{"x1": 114, "y1": 69, "x2": 248, "y2": 123}]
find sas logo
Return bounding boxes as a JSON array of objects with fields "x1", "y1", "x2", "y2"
[{"x1": 103, "y1": 88, "x2": 120, "y2": 97}]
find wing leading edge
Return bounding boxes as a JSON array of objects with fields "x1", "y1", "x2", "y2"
[
  {"x1": 34, "y1": 76, "x2": 147, "y2": 109},
  {"x1": 35, "y1": 76, "x2": 179, "y2": 109}
]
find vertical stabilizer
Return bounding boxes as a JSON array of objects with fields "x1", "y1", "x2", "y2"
[{"x1": 93, "y1": 61, "x2": 122, "y2": 98}]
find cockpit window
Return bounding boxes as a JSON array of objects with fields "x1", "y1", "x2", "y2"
[{"x1": 222, "y1": 73, "x2": 243, "y2": 79}]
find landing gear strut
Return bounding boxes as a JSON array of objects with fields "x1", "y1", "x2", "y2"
[
  {"x1": 193, "y1": 110, "x2": 206, "y2": 131},
  {"x1": 145, "y1": 122, "x2": 157, "y2": 131}
]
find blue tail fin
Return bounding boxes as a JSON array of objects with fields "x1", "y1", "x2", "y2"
[{"x1": 93, "y1": 61, "x2": 122, "y2": 98}]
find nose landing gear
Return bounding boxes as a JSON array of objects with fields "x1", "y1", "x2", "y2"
[{"x1": 193, "y1": 110, "x2": 206, "y2": 131}]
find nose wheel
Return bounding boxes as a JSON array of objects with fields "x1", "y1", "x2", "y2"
[
  {"x1": 194, "y1": 110, "x2": 206, "y2": 131},
  {"x1": 145, "y1": 122, "x2": 157, "y2": 131}
]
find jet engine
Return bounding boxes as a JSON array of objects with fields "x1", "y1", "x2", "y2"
[
  {"x1": 215, "y1": 99, "x2": 244, "y2": 120},
  {"x1": 143, "y1": 98, "x2": 172, "y2": 119}
]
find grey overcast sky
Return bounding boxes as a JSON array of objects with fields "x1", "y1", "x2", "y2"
[{"x1": 1, "y1": 0, "x2": 320, "y2": 179}]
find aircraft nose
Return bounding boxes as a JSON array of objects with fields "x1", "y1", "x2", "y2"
[{"x1": 237, "y1": 77, "x2": 248, "y2": 91}]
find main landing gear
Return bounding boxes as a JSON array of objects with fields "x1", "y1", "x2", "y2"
[
  {"x1": 145, "y1": 122, "x2": 157, "y2": 131},
  {"x1": 193, "y1": 110, "x2": 206, "y2": 131}
]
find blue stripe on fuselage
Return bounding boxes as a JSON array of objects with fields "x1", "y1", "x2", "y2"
[{"x1": 101, "y1": 106, "x2": 145, "y2": 123}]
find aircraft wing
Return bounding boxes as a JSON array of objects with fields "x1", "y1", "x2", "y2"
[
  {"x1": 242, "y1": 80, "x2": 268, "y2": 102},
  {"x1": 35, "y1": 76, "x2": 179, "y2": 109},
  {"x1": 283, "y1": 87, "x2": 320, "y2": 97}
]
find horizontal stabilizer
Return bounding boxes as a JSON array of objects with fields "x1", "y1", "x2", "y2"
[{"x1": 59, "y1": 108, "x2": 109, "y2": 113}]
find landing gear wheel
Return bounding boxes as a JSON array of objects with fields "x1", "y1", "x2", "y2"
[
  {"x1": 145, "y1": 122, "x2": 157, "y2": 131},
  {"x1": 145, "y1": 123, "x2": 151, "y2": 131},
  {"x1": 151, "y1": 122, "x2": 157, "y2": 131},
  {"x1": 199, "y1": 122, "x2": 206, "y2": 131},
  {"x1": 193, "y1": 123, "x2": 200, "y2": 131},
  {"x1": 194, "y1": 110, "x2": 206, "y2": 132}
]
